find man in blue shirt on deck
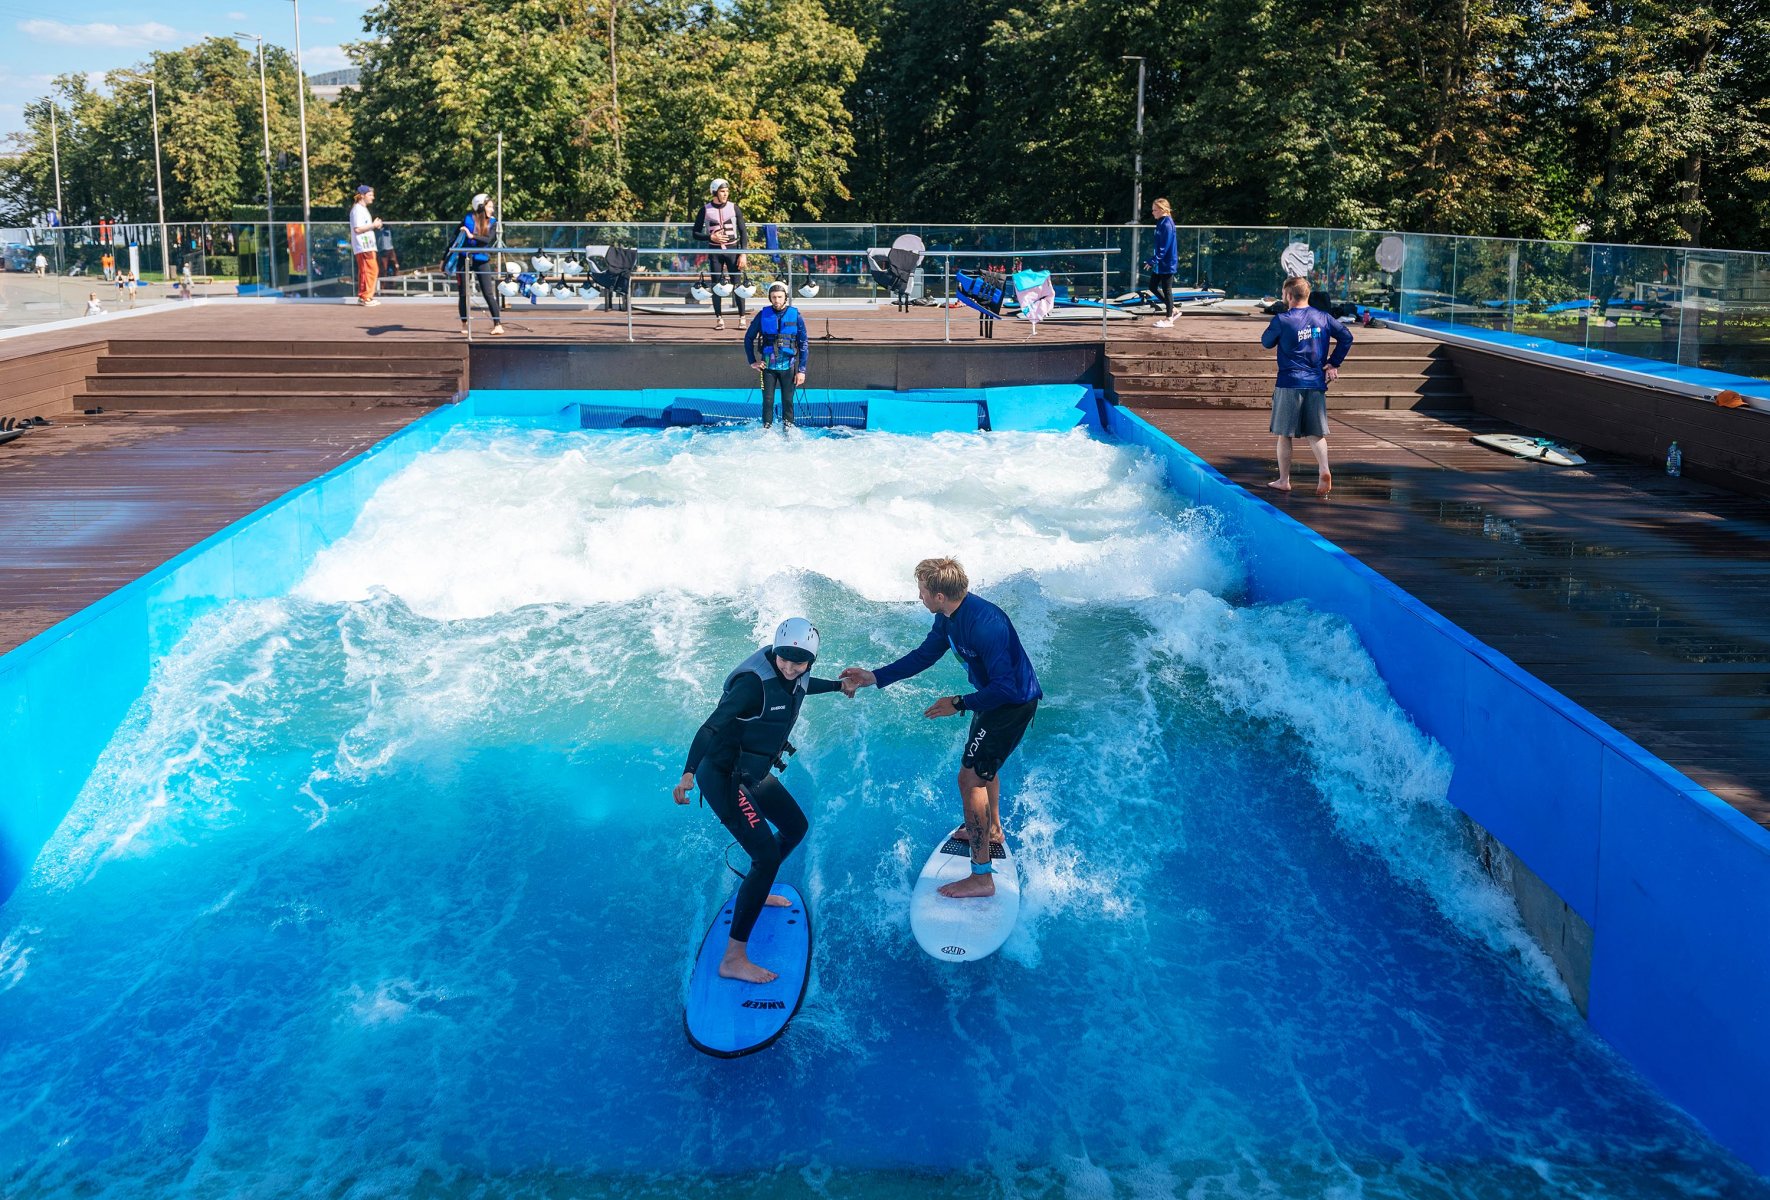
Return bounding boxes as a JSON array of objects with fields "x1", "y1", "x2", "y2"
[
  {"x1": 1262, "y1": 275, "x2": 1353, "y2": 496},
  {"x1": 841, "y1": 558, "x2": 1042, "y2": 899}
]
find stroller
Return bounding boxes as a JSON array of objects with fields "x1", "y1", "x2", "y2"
[
  {"x1": 586, "y1": 244, "x2": 638, "y2": 311},
  {"x1": 865, "y1": 234, "x2": 926, "y2": 312}
]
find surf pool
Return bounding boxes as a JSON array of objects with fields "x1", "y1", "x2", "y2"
[{"x1": 0, "y1": 415, "x2": 1763, "y2": 1198}]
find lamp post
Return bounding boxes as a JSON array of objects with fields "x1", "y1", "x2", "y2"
[
  {"x1": 48, "y1": 102, "x2": 63, "y2": 228},
  {"x1": 288, "y1": 0, "x2": 313, "y2": 238},
  {"x1": 1121, "y1": 55, "x2": 1146, "y2": 295},
  {"x1": 118, "y1": 71, "x2": 169, "y2": 282},
  {"x1": 235, "y1": 32, "x2": 277, "y2": 288}
]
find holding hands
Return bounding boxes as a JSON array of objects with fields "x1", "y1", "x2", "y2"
[{"x1": 839, "y1": 667, "x2": 875, "y2": 697}]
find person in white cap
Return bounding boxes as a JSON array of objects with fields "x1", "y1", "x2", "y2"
[
  {"x1": 691, "y1": 177, "x2": 748, "y2": 330},
  {"x1": 673, "y1": 618, "x2": 855, "y2": 983},
  {"x1": 452, "y1": 193, "x2": 504, "y2": 336}
]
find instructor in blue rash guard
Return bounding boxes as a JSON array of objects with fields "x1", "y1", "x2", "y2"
[
  {"x1": 841, "y1": 558, "x2": 1041, "y2": 899},
  {"x1": 1261, "y1": 275, "x2": 1353, "y2": 495},
  {"x1": 674, "y1": 618, "x2": 854, "y2": 984}
]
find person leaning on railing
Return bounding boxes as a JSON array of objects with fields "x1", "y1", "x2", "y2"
[{"x1": 454, "y1": 193, "x2": 505, "y2": 337}]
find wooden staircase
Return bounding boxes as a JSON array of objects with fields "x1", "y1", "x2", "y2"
[
  {"x1": 1106, "y1": 331, "x2": 1470, "y2": 411},
  {"x1": 76, "y1": 339, "x2": 467, "y2": 412}
]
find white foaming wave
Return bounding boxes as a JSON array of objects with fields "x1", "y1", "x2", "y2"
[
  {"x1": 297, "y1": 428, "x2": 1242, "y2": 619},
  {"x1": 27, "y1": 601, "x2": 311, "y2": 891},
  {"x1": 1137, "y1": 590, "x2": 1566, "y2": 993}
]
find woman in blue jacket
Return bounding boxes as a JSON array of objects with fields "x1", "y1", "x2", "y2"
[
  {"x1": 1148, "y1": 198, "x2": 1179, "y2": 328},
  {"x1": 743, "y1": 281, "x2": 808, "y2": 428}
]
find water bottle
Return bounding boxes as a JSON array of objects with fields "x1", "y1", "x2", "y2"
[{"x1": 1666, "y1": 442, "x2": 1682, "y2": 477}]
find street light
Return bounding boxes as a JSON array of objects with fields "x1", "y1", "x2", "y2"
[
  {"x1": 117, "y1": 71, "x2": 169, "y2": 283},
  {"x1": 1121, "y1": 55, "x2": 1147, "y2": 293},
  {"x1": 287, "y1": 0, "x2": 312, "y2": 234},
  {"x1": 234, "y1": 32, "x2": 277, "y2": 288}
]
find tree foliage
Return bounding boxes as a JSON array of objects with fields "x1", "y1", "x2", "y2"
[{"x1": 3, "y1": 0, "x2": 1768, "y2": 247}]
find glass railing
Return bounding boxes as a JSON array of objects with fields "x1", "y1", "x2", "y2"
[{"x1": 7, "y1": 221, "x2": 1769, "y2": 391}]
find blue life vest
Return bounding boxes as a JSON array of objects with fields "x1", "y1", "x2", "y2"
[{"x1": 756, "y1": 306, "x2": 803, "y2": 372}]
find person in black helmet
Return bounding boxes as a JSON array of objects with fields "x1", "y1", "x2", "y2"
[{"x1": 673, "y1": 618, "x2": 854, "y2": 983}]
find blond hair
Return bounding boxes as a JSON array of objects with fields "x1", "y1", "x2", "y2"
[
  {"x1": 914, "y1": 557, "x2": 969, "y2": 600},
  {"x1": 1151, "y1": 198, "x2": 1171, "y2": 218},
  {"x1": 1282, "y1": 275, "x2": 1312, "y2": 303}
]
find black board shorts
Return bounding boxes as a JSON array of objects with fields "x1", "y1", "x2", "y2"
[{"x1": 961, "y1": 698, "x2": 1039, "y2": 781}]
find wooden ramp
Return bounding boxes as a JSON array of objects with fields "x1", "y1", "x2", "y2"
[{"x1": 1133, "y1": 405, "x2": 1770, "y2": 828}]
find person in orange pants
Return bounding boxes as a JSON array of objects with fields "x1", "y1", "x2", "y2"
[{"x1": 349, "y1": 184, "x2": 382, "y2": 306}]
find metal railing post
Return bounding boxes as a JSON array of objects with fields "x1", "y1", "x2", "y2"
[
  {"x1": 627, "y1": 273, "x2": 635, "y2": 342},
  {"x1": 944, "y1": 253, "x2": 951, "y2": 343},
  {"x1": 1101, "y1": 252, "x2": 1109, "y2": 337}
]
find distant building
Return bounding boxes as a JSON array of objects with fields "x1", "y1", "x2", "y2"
[{"x1": 308, "y1": 68, "x2": 360, "y2": 103}]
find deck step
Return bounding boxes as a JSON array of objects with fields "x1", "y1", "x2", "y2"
[
  {"x1": 1113, "y1": 389, "x2": 1472, "y2": 411},
  {"x1": 84, "y1": 372, "x2": 459, "y2": 396},
  {"x1": 97, "y1": 354, "x2": 461, "y2": 376},
  {"x1": 74, "y1": 390, "x2": 452, "y2": 412}
]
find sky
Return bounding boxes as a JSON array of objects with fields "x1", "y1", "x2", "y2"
[{"x1": 0, "y1": 0, "x2": 372, "y2": 139}]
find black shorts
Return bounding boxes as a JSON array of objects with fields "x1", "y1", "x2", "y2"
[{"x1": 961, "y1": 698, "x2": 1038, "y2": 781}]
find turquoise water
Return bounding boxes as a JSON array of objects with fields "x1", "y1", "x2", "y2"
[{"x1": 0, "y1": 425, "x2": 1762, "y2": 1198}]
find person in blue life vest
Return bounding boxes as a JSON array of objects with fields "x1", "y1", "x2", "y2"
[
  {"x1": 841, "y1": 558, "x2": 1042, "y2": 899},
  {"x1": 744, "y1": 281, "x2": 809, "y2": 428},
  {"x1": 1261, "y1": 275, "x2": 1352, "y2": 495},
  {"x1": 673, "y1": 619, "x2": 856, "y2": 983}
]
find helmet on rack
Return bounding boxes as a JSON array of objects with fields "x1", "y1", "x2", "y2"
[{"x1": 771, "y1": 618, "x2": 819, "y2": 665}]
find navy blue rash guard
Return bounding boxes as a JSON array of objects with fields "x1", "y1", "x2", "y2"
[
  {"x1": 1261, "y1": 305, "x2": 1353, "y2": 389},
  {"x1": 872, "y1": 594, "x2": 1042, "y2": 713},
  {"x1": 1150, "y1": 216, "x2": 1179, "y2": 274}
]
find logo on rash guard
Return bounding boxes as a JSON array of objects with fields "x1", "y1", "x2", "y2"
[
  {"x1": 741, "y1": 999, "x2": 786, "y2": 1009},
  {"x1": 738, "y1": 789, "x2": 761, "y2": 828},
  {"x1": 768, "y1": 705, "x2": 786, "y2": 713}
]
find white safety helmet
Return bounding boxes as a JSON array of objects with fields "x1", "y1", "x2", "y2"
[
  {"x1": 470, "y1": 192, "x2": 490, "y2": 211},
  {"x1": 531, "y1": 254, "x2": 555, "y2": 272},
  {"x1": 505, "y1": 260, "x2": 521, "y2": 276},
  {"x1": 797, "y1": 280, "x2": 820, "y2": 298},
  {"x1": 734, "y1": 281, "x2": 757, "y2": 299},
  {"x1": 709, "y1": 177, "x2": 730, "y2": 195},
  {"x1": 689, "y1": 281, "x2": 712, "y2": 302},
  {"x1": 771, "y1": 617, "x2": 820, "y2": 665},
  {"x1": 531, "y1": 280, "x2": 551, "y2": 297},
  {"x1": 497, "y1": 280, "x2": 519, "y2": 297},
  {"x1": 712, "y1": 281, "x2": 735, "y2": 297},
  {"x1": 767, "y1": 280, "x2": 789, "y2": 299}
]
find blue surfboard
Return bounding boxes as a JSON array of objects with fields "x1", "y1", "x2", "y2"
[{"x1": 684, "y1": 883, "x2": 812, "y2": 1058}]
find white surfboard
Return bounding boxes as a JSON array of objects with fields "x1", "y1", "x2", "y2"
[
  {"x1": 1471, "y1": 433, "x2": 1586, "y2": 466},
  {"x1": 910, "y1": 830, "x2": 1020, "y2": 962}
]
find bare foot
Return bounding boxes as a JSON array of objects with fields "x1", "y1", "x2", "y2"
[
  {"x1": 938, "y1": 873, "x2": 997, "y2": 899},
  {"x1": 1315, "y1": 473, "x2": 1333, "y2": 496},
  {"x1": 719, "y1": 947, "x2": 778, "y2": 984},
  {"x1": 950, "y1": 825, "x2": 1005, "y2": 844},
  {"x1": 764, "y1": 894, "x2": 793, "y2": 908},
  {"x1": 1266, "y1": 479, "x2": 1293, "y2": 492}
]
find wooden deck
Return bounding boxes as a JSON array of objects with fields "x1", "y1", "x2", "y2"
[
  {"x1": 0, "y1": 408, "x2": 426, "y2": 655},
  {"x1": 1134, "y1": 406, "x2": 1770, "y2": 828}
]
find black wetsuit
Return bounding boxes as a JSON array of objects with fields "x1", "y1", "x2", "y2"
[{"x1": 685, "y1": 654, "x2": 842, "y2": 941}]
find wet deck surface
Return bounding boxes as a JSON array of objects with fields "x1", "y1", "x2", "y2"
[
  {"x1": 1134, "y1": 406, "x2": 1770, "y2": 828},
  {"x1": 0, "y1": 408, "x2": 426, "y2": 655}
]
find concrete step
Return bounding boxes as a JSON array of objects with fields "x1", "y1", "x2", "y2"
[
  {"x1": 1112, "y1": 389, "x2": 1472, "y2": 411},
  {"x1": 97, "y1": 354, "x2": 461, "y2": 376},
  {"x1": 1106, "y1": 340, "x2": 1446, "y2": 361},
  {"x1": 83, "y1": 372, "x2": 458, "y2": 396},
  {"x1": 73, "y1": 390, "x2": 451, "y2": 412}
]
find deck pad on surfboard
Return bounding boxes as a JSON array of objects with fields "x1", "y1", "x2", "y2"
[
  {"x1": 910, "y1": 830, "x2": 1020, "y2": 962},
  {"x1": 685, "y1": 883, "x2": 811, "y2": 1058}
]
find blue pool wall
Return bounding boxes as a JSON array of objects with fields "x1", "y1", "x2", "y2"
[
  {"x1": 2, "y1": 384, "x2": 1765, "y2": 1175},
  {"x1": 1105, "y1": 406, "x2": 1770, "y2": 1176},
  {"x1": 0, "y1": 386, "x2": 1094, "y2": 902}
]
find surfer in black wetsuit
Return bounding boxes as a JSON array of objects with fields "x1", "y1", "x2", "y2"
[{"x1": 673, "y1": 618, "x2": 854, "y2": 983}]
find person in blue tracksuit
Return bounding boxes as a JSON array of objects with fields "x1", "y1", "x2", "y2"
[
  {"x1": 743, "y1": 281, "x2": 809, "y2": 428},
  {"x1": 1261, "y1": 275, "x2": 1353, "y2": 495},
  {"x1": 1148, "y1": 198, "x2": 1180, "y2": 327},
  {"x1": 841, "y1": 558, "x2": 1042, "y2": 899}
]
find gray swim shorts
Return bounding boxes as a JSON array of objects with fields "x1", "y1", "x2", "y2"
[{"x1": 1270, "y1": 387, "x2": 1329, "y2": 439}]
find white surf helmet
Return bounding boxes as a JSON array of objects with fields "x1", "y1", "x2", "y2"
[
  {"x1": 690, "y1": 281, "x2": 713, "y2": 302},
  {"x1": 734, "y1": 280, "x2": 757, "y2": 299},
  {"x1": 712, "y1": 281, "x2": 735, "y2": 297},
  {"x1": 497, "y1": 280, "x2": 519, "y2": 297},
  {"x1": 771, "y1": 618, "x2": 820, "y2": 665},
  {"x1": 797, "y1": 280, "x2": 820, "y2": 298},
  {"x1": 531, "y1": 254, "x2": 555, "y2": 273}
]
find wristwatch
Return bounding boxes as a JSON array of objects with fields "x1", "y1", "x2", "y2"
[{"x1": 951, "y1": 695, "x2": 966, "y2": 712}]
